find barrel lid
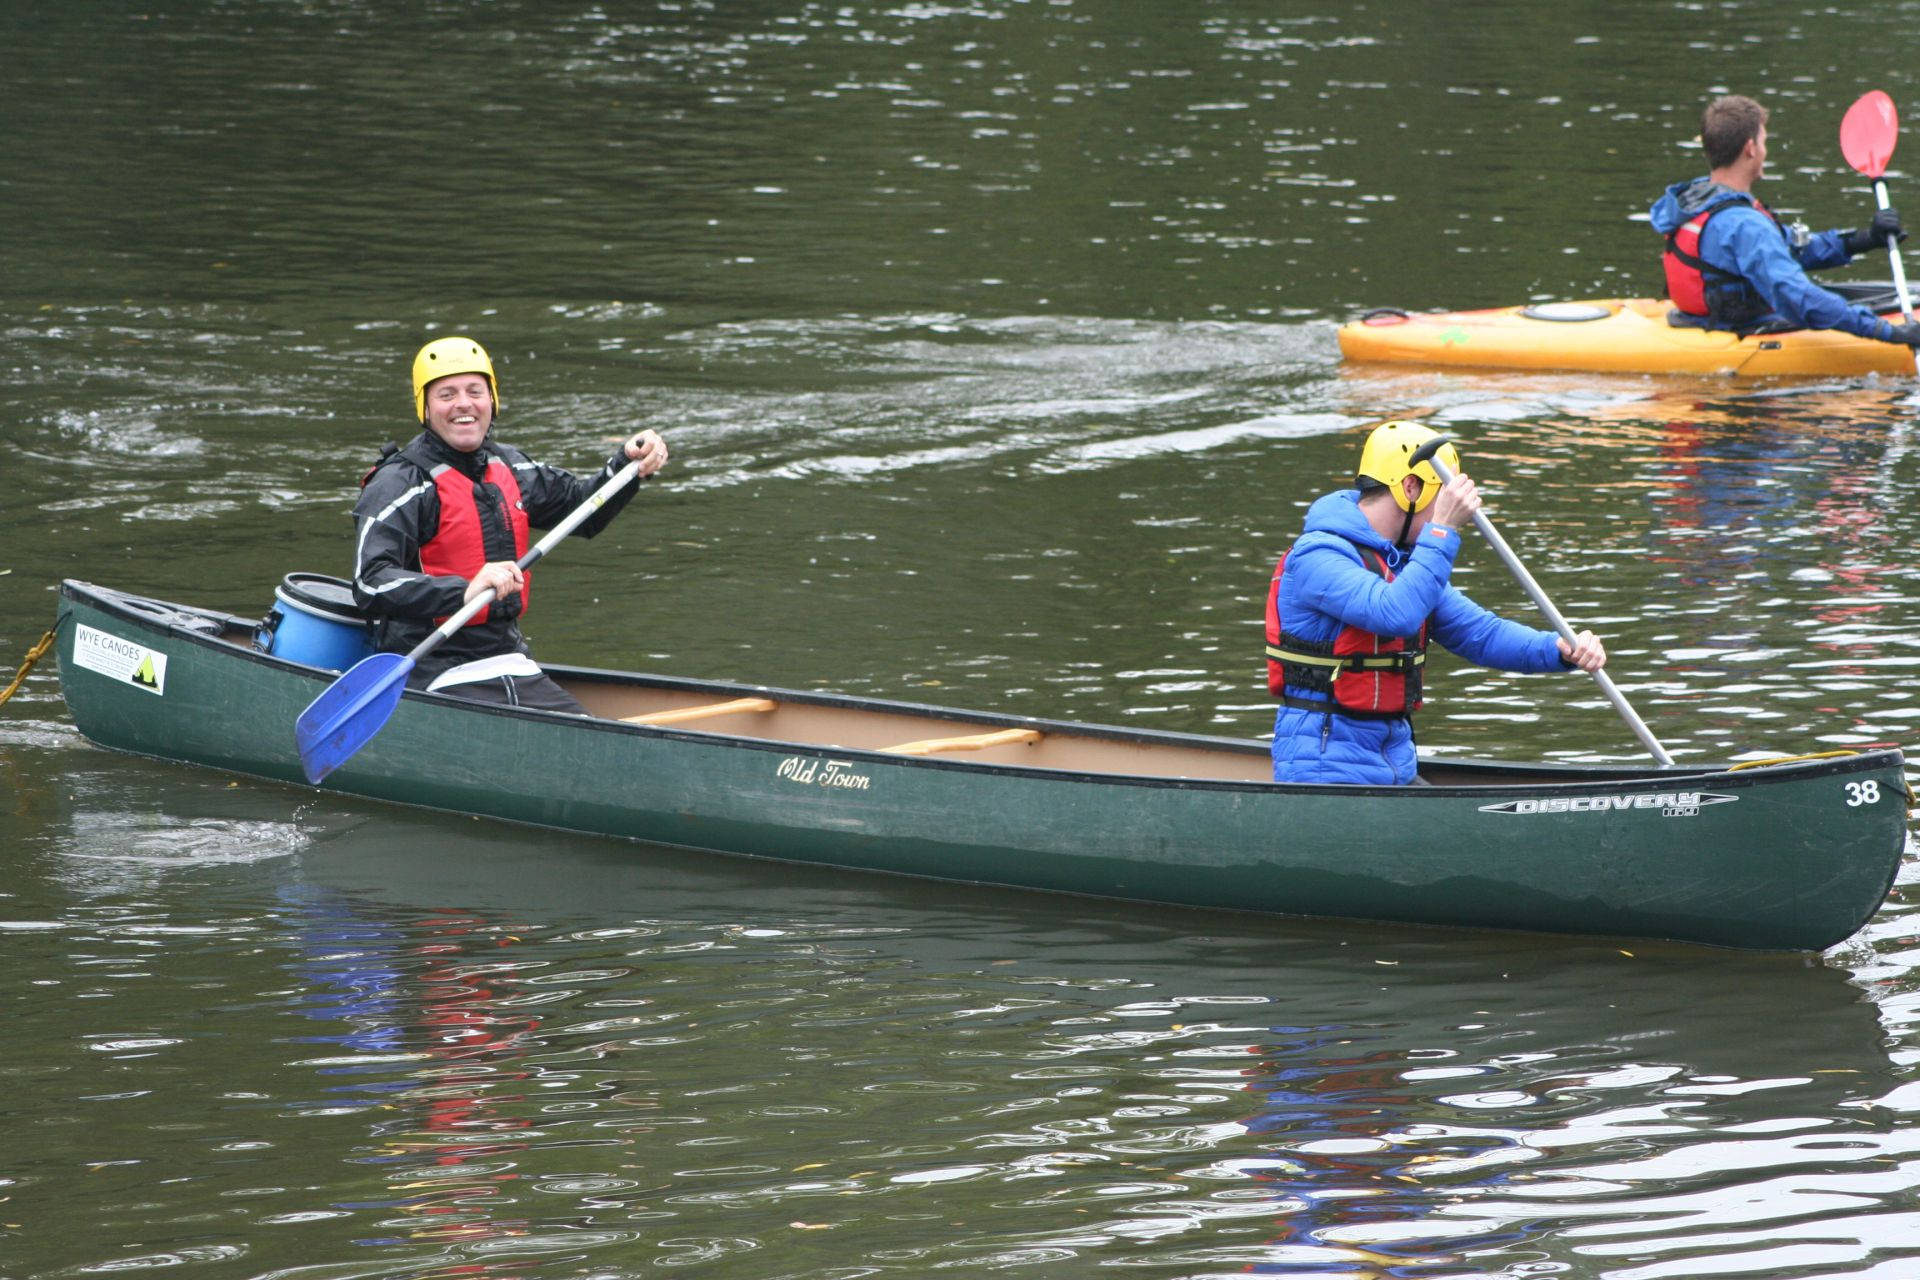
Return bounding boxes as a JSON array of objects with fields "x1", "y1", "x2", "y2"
[{"x1": 275, "y1": 572, "x2": 366, "y2": 622}]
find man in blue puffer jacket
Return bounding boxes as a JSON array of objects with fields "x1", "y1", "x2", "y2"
[{"x1": 1265, "y1": 423, "x2": 1607, "y2": 785}]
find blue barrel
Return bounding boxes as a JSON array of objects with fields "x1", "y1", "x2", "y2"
[{"x1": 262, "y1": 573, "x2": 374, "y2": 671}]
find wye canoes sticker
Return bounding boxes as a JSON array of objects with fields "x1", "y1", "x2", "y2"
[
  {"x1": 72, "y1": 624, "x2": 168, "y2": 696},
  {"x1": 1478, "y1": 791, "x2": 1735, "y2": 818}
]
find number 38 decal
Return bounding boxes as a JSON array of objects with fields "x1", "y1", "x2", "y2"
[{"x1": 1845, "y1": 780, "x2": 1881, "y2": 806}]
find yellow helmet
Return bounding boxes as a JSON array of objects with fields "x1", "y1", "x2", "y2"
[
  {"x1": 1356, "y1": 421, "x2": 1459, "y2": 513},
  {"x1": 411, "y1": 337, "x2": 499, "y2": 423}
]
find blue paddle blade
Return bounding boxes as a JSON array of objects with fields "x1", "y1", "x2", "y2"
[{"x1": 295, "y1": 652, "x2": 414, "y2": 784}]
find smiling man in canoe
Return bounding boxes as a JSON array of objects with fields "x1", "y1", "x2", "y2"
[
  {"x1": 350, "y1": 336, "x2": 669, "y2": 713},
  {"x1": 1263, "y1": 423, "x2": 1606, "y2": 785},
  {"x1": 1652, "y1": 93, "x2": 1920, "y2": 345}
]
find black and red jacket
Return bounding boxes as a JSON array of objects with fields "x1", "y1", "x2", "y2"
[{"x1": 352, "y1": 430, "x2": 636, "y2": 680}]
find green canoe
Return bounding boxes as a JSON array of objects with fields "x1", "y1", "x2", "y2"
[{"x1": 52, "y1": 579, "x2": 1911, "y2": 951}]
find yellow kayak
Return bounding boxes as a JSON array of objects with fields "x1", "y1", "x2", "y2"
[{"x1": 1337, "y1": 296, "x2": 1915, "y2": 377}]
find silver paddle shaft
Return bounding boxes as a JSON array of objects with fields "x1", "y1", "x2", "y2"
[
  {"x1": 1871, "y1": 179, "x2": 1916, "y2": 323},
  {"x1": 1428, "y1": 455, "x2": 1675, "y2": 767},
  {"x1": 410, "y1": 457, "x2": 645, "y2": 658}
]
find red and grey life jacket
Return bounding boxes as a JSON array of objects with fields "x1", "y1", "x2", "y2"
[
  {"x1": 373, "y1": 439, "x2": 531, "y2": 627},
  {"x1": 1662, "y1": 189, "x2": 1786, "y2": 330},
  {"x1": 1264, "y1": 547, "x2": 1428, "y2": 719}
]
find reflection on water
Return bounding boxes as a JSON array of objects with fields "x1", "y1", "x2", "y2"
[{"x1": 13, "y1": 813, "x2": 1909, "y2": 1277}]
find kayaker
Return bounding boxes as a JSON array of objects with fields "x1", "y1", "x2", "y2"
[
  {"x1": 351, "y1": 336, "x2": 669, "y2": 712},
  {"x1": 1264, "y1": 423, "x2": 1605, "y2": 786},
  {"x1": 1651, "y1": 93, "x2": 1920, "y2": 344}
]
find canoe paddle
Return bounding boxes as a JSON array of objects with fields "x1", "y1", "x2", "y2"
[
  {"x1": 1839, "y1": 89, "x2": 1916, "y2": 322},
  {"x1": 294, "y1": 457, "x2": 646, "y2": 784},
  {"x1": 1409, "y1": 437, "x2": 1675, "y2": 767}
]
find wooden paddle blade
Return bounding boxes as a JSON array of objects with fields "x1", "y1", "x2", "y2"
[
  {"x1": 1841, "y1": 90, "x2": 1899, "y2": 178},
  {"x1": 295, "y1": 651, "x2": 414, "y2": 784}
]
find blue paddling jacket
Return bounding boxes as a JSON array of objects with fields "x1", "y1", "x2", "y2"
[
  {"x1": 1649, "y1": 177, "x2": 1894, "y2": 340},
  {"x1": 1268, "y1": 490, "x2": 1570, "y2": 786}
]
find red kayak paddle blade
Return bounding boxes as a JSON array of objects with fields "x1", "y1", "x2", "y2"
[{"x1": 1841, "y1": 90, "x2": 1899, "y2": 178}]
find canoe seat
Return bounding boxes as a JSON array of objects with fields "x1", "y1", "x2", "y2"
[
  {"x1": 622, "y1": 697, "x2": 777, "y2": 727},
  {"x1": 880, "y1": 727, "x2": 1041, "y2": 756}
]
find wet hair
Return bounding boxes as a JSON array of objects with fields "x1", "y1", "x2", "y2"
[{"x1": 1701, "y1": 94, "x2": 1768, "y2": 170}]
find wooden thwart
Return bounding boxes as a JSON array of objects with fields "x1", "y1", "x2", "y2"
[
  {"x1": 622, "y1": 697, "x2": 777, "y2": 727},
  {"x1": 881, "y1": 727, "x2": 1041, "y2": 756}
]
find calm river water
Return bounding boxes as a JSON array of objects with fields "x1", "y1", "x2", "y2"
[{"x1": 5, "y1": 3, "x2": 1920, "y2": 1278}]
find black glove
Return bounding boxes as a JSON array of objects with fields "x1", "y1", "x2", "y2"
[
  {"x1": 1886, "y1": 321, "x2": 1920, "y2": 346},
  {"x1": 1844, "y1": 207, "x2": 1908, "y2": 255}
]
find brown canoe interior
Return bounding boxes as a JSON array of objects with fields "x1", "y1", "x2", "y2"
[
  {"x1": 169, "y1": 602, "x2": 1692, "y2": 791},
  {"x1": 561, "y1": 677, "x2": 1654, "y2": 789}
]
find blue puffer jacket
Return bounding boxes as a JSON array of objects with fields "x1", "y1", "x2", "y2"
[{"x1": 1270, "y1": 490, "x2": 1570, "y2": 786}]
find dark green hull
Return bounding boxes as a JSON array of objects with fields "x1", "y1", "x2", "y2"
[{"x1": 53, "y1": 580, "x2": 1910, "y2": 950}]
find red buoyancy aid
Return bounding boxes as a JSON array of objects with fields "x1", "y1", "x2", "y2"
[
  {"x1": 1662, "y1": 191, "x2": 1783, "y2": 318},
  {"x1": 419, "y1": 456, "x2": 531, "y2": 626},
  {"x1": 1264, "y1": 547, "x2": 1428, "y2": 717}
]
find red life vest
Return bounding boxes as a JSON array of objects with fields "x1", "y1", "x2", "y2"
[
  {"x1": 1264, "y1": 547, "x2": 1428, "y2": 718},
  {"x1": 1662, "y1": 191, "x2": 1783, "y2": 321},
  {"x1": 418, "y1": 455, "x2": 531, "y2": 627}
]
